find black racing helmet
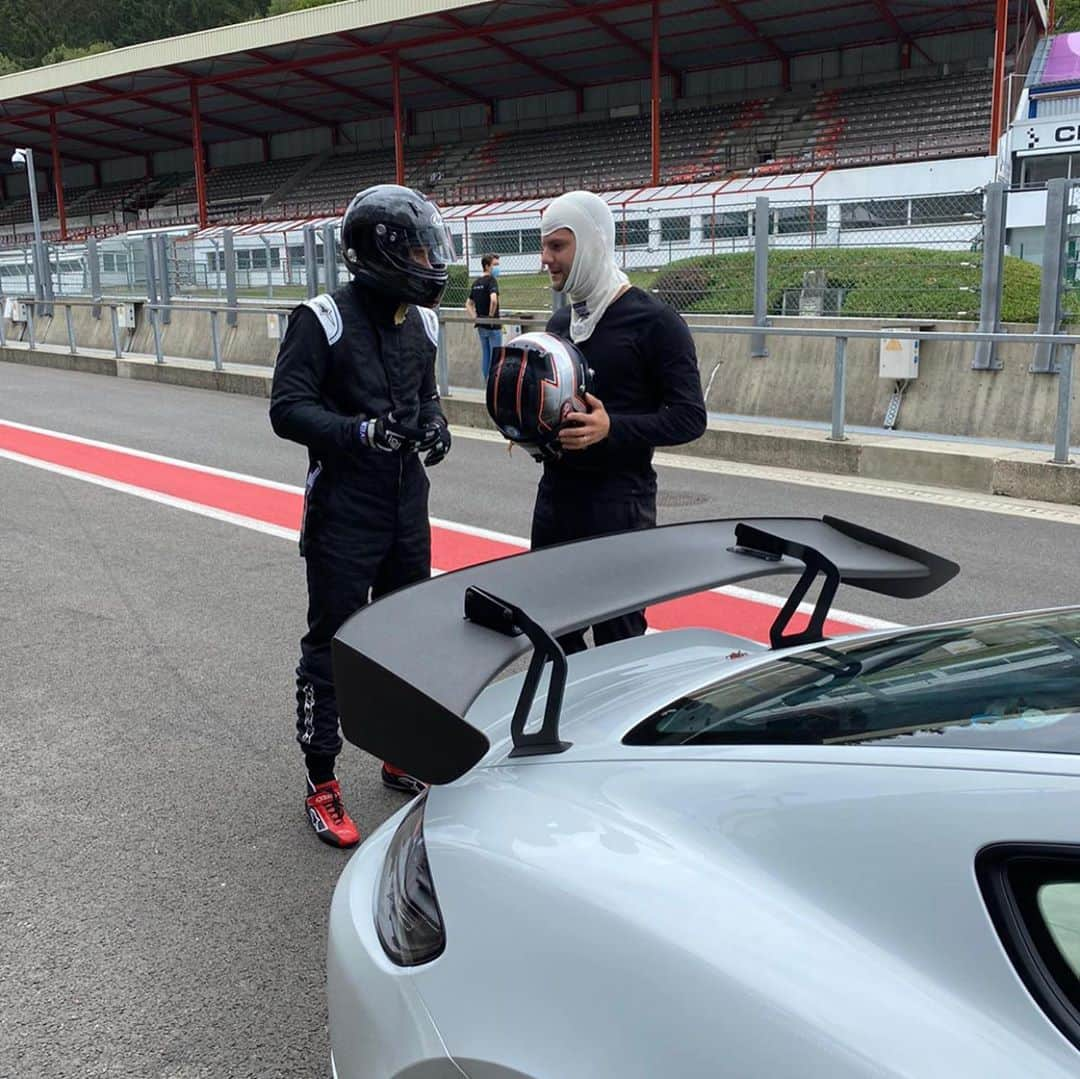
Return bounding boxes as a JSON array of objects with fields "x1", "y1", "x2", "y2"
[
  {"x1": 341, "y1": 184, "x2": 455, "y2": 308},
  {"x1": 486, "y1": 332, "x2": 590, "y2": 462}
]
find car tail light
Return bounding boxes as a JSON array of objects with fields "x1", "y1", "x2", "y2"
[{"x1": 375, "y1": 792, "x2": 445, "y2": 966}]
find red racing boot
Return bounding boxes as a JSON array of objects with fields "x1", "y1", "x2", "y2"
[
  {"x1": 305, "y1": 777, "x2": 360, "y2": 848},
  {"x1": 381, "y1": 762, "x2": 427, "y2": 795}
]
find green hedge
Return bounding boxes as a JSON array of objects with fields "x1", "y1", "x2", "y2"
[{"x1": 651, "y1": 249, "x2": 1043, "y2": 323}]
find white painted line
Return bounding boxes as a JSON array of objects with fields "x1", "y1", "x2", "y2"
[
  {"x1": 453, "y1": 425, "x2": 1080, "y2": 526},
  {"x1": 0, "y1": 420, "x2": 898, "y2": 627},
  {"x1": 0, "y1": 447, "x2": 300, "y2": 542},
  {"x1": 0, "y1": 417, "x2": 306, "y2": 494}
]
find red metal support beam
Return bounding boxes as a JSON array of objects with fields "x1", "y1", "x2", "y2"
[
  {"x1": 713, "y1": 0, "x2": 788, "y2": 64},
  {"x1": 868, "y1": 1, "x2": 933, "y2": 65},
  {"x1": 1, "y1": 113, "x2": 138, "y2": 158},
  {"x1": 11, "y1": 0, "x2": 645, "y2": 127},
  {"x1": 83, "y1": 80, "x2": 264, "y2": 141},
  {"x1": 439, "y1": 12, "x2": 581, "y2": 93},
  {"x1": 651, "y1": 0, "x2": 661, "y2": 187},
  {"x1": 165, "y1": 65, "x2": 332, "y2": 131},
  {"x1": 392, "y1": 54, "x2": 405, "y2": 185},
  {"x1": 331, "y1": 36, "x2": 486, "y2": 108},
  {"x1": 246, "y1": 49, "x2": 389, "y2": 112},
  {"x1": 0, "y1": 129, "x2": 97, "y2": 167},
  {"x1": 49, "y1": 111, "x2": 67, "y2": 241},
  {"x1": 990, "y1": 0, "x2": 1009, "y2": 153},
  {"x1": 566, "y1": 1, "x2": 681, "y2": 92},
  {"x1": 24, "y1": 94, "x2": 190, "y2": 148},
  {"x1": 190, "y1": 84, "x2": 209, "y2": 230},
  {"x1": 217, "y1": 82, "x2": 330, "y2": 132}
]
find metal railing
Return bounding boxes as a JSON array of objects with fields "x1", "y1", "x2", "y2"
[
  {"x1": 2, "y1": 299, "x2": 1076, "y2": 466},
  {"x1": 0, "y1": 295, "x2": 292, "y2": 373},
  {"x1": 688, "y1": 322, "x2": 1078, "y2": 466}
]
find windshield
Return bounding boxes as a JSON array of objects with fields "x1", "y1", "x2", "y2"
[{"x1": 623, "y1": 610, "x2": 1080, "y2": 753}]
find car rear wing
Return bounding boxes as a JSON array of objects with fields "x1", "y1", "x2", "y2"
[{"x1": 332, "y1": 516, "x2": 957, "y2": 784}]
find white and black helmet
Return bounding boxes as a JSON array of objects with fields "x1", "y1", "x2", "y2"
[
  {"x1": 486, "y1": 332, "x2": 590, "y2": 462},
  {"x1": 341, "y1": 184, "x2": 455, "y2": 308}
]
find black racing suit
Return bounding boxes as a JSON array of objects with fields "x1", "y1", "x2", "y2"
[
  {"x1": 534, "y1": 287, "x2": 707, "y2": 653},
  {"x1": 269, "y1": 281, "x2": 445, "y2": 778}
]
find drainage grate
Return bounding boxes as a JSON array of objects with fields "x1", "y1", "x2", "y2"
[{"x1": 657, "y1": 489, "x2": 711, "y2": 509}]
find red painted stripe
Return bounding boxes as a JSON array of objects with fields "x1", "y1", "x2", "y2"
[
  {"x1": 0, "y1": 422, "x2": 865, "y2": 641},
  {"x1": 647, "y1": 592, "x2": 859, "y2": 640},
  {"x1": 431, "y1": 528, "x2": 525, "y2": 569},
  {"x1": 0, "y1": 422, "x2": 302, "y2": 529}
]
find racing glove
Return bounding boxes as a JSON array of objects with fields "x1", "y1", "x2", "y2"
[
  {"x1": 417, "y1": 419, "x2": 452, "y2": 468},
  {"x1": 356, "y1": 413, "x2": 426, "y2": 454}
]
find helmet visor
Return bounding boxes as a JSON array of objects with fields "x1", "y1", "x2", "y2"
[{"x1": 374, "y1": 221, "x2": 456, "y2": 278}]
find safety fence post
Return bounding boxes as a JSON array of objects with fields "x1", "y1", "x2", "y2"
[
  {"x1": 322, "y1": 222, "x2": 339, "y2": 293},
  {"x1": 752, "y1": 196, "x2": 769, "y2": 358},
  {"x1": 973, "y1": 182, "x2": 1007, "y2": 371},
  {"x1": 223, "y1": 230, "x2": 238, "y2": 327},
  {"x1": 209, "y1": 309, "x2": 223, "y2": 371},
  {"x1": 109, "y1": 304, "x2": 122, "y2": 358},
  {"x1": 437, "y1": 314, "x2": 450, "y2": 397},
  {"x1": 1033, "y1": 178, "x2": 1070, "y2": 374},
  {"x1": 64, "y1": 304, "x2": 76, "y2": 355},
  {"x1": 157, "y1": 234, "x2": 172, "y2": 325},
  {"x1": 827, "y1": 336, "x2": 848, "y2": 441},
  {"x1": 1053, "y1": 344, "x2": 1075, "y2": 465},
  {"x1": 303, "y1": 226, "x2": 319, "y2": 299},
  {"x1": 87, "y1": 236, "x2": 102, "y2": 319}
]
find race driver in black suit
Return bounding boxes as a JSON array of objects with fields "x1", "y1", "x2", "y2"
[{"x1": 270, "y1": 184, "x2": 453, "y2": 847}]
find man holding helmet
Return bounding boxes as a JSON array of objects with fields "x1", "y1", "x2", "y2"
[
  {"x1": 533, "y1": 189, "x2": 707, "y2": 652},
  {"x1": 270, "y1": 184, "x2": 454, "y2": 848}
]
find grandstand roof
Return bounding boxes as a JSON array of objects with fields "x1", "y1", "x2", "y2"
[
  {"x1": 0, "y1": 0, "x2": 1027, "y2": 167},
  {"x1": 1028, "y1": 31, "x2": 1080, "y2": 93}
]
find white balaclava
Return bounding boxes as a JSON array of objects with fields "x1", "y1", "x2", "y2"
[{"x1": 540, "y1": 191, "x2": 629, "y2": 343}]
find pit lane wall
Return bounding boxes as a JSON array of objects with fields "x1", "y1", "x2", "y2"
[{"x1": 2, "y1": 303, "x2": 1076, "y2": 448}]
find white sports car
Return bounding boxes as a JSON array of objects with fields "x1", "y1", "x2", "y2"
[{"x1": 327, "y1": 517, "x2": 1080, "y2": 1078}]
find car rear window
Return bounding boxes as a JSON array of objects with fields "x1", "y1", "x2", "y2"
[{"x1": 624, "y1": 610, "x2": 1080, "y2": 752}]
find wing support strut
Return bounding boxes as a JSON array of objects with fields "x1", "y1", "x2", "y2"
[
  {"x1": 465, "y1": 586, "x2": 571, "y2": 757},
  {"x1": 731, "y1": 522, "x2": 841, "y2": 650}
]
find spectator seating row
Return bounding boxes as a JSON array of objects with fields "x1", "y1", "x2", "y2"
[
  {"x1": 155, "y1": 156, "x2": 310, "y2": 216},
  {"x1": 0, "y1": 65, "x2": 995, "y2": 236}
]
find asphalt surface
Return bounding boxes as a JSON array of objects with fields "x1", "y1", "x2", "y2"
[{"x1": 2, "y1": 360, "x2": 1080, "y2": 1077}]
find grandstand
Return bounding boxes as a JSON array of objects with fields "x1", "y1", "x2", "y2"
[{"x1": 0, "y1": 1, "x2": 1048, "y2": 259}]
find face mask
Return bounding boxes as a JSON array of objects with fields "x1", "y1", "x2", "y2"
[{"x1": 490, "y1": 266, "x2": 501, "y2": 278}]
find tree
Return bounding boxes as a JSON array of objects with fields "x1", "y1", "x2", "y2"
[
  {"x1": 266, "y1": 0, "x2": 338, "y2": 15},
  {"x1": 41, "y1": 42, "x2": 116, "y2": 66},
  {"x1": 1058, "y1": 0, "x2": 1080, "y2": 31}
]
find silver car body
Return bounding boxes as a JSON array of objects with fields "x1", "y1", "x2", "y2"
[{"x1": 328, "y1": 622, "x2": 1080, "y2": 1078}]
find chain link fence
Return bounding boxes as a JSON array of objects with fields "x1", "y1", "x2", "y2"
[
  {"x1": 447, "y1": 189, "x2": 993, "y2": 322},
  {"x1": 1059, "y1": 182, "x2": 1080, "y2": 327},
  {"x1": 0, "y1": 185, "x2": 1051, "y2": 331}
]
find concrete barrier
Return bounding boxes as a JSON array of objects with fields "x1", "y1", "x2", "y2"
[
  {"x1": 440, "y1": 313, "x2": 1077, "y2": 448},
  {"x1": 3, "y1": 301, "x2": 1078, "y2": 467},
  {"x1": 4, "y1": 339, "x2": 1078, "y2": 505}
]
